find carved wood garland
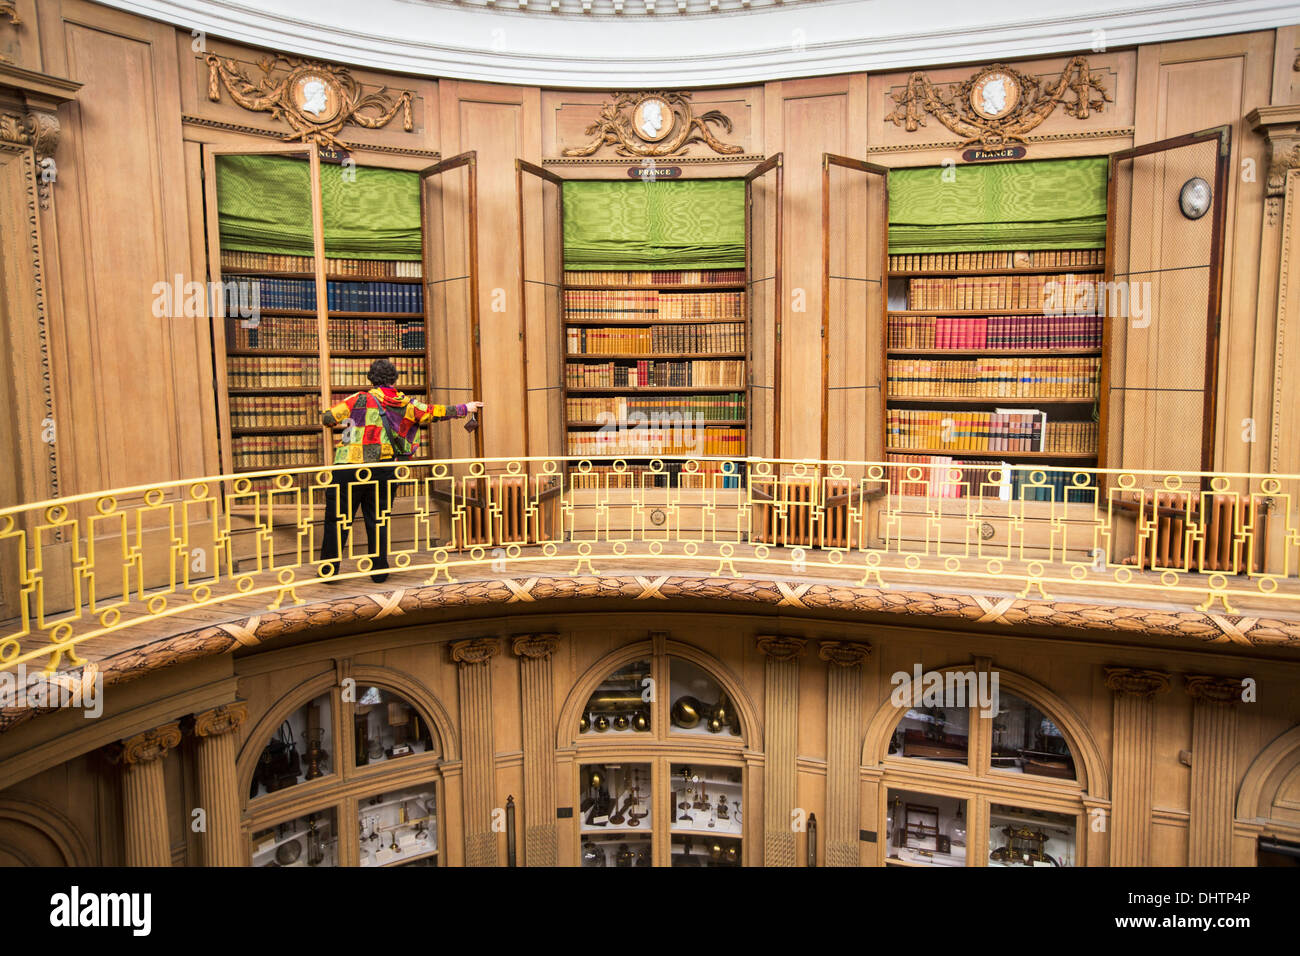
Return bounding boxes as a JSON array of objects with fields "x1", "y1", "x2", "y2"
[
  {"x1": 563, "y1": 91, "x2": 743, "y2": 158},
  {"x1": 205, "y1": 54, "x2": 414, "y2": 149},
  {"x1": 885, "y1": 57, "x2": 1112, "y2": 148}
]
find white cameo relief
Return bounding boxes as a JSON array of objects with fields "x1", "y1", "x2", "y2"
[
  {"x1": 300, "y1": 78, "x2": 329, "y2": 118},
  {"x1": 980, "y1": 77, "x2": 1008, "y2": 117},
  {"x1": 639, "y1": 100, "x2": 665, "y2": 139}
]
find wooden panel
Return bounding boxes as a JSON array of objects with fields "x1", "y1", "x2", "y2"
[
  {"x1": 771, "y1": 78, "x2": 856, "y2": 461},
  {"x1": 1137, "y1": 33, "x2": 1275, "y2": 473},
  {"x1": 52, "y1": 6, "x2": 208, "y2": 492}
]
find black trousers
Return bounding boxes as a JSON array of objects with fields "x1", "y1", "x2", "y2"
[{"x1": 319, "y1": 465, "x2": 397, "y2": 571}]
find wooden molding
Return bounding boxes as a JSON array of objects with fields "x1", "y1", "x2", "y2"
[
  {"x1": 817, "y1": 640, "x2": 871, "y2": 667},
  {"x1": 450, "y1": 637, "x2": 501, "y2": 666},
  {"x1": 1184, "y1": 674, "x2": 1246, "y2": 704},
  {"x1": 755, "y1": 635, "x2": 806, "y2": 662},
  {"x1": 561, "y1": 91, "x2": 742, "y2": 158},
  {"x1": 511, "y1": 633, "x2": 559, "y2": 660},
  {"x1": 117, "y1": 721, "x2": 183, "y2": 765},
  {"x1": 884, "y1": 57, "x2": 1112, "y2": 148},
  {"x1": 1103, "y1": 666, "x2": 1173, "y2": 698},
  {"x1": 204, "y1": 53, "x2": 414, "y2": 149},
  {"x1": 191, "y1": 702, "x2": 248, "y2": 737}
]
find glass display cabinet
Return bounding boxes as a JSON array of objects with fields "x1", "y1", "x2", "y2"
[
  {"x1": 251, "y1": 808, "x2": 338, "y2": 867},
  {"x1": 356, "y1": 784, "x2": 438, "y2": 867},
  {"x1": 990, "y1": 692, "x2": 1077, "y2": 779},
  {"x1": 249, "y1": 692, "x2": 334, "y2": 798},
  {"x1": 884, "y1": 788, "x2": 968, "y2": 867},
  {"x1": 987, "y1": 803, "x2": 1077, "y2": 867},
  {"x1": 579, "y1": 660, "x2": 653, "y2": 735},
  {"x1": 578, "y1": 762, "x2": 652, "y2": 865},
  {"x1": 888, "y1": 706, "x2": 970, "y2": 765},
  {"x1": 354, "y1": 686, "x2": 437, "y2": 768}
]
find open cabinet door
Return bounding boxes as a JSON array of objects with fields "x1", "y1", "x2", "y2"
[
  {"x1": 420, "y1": 151, "x2": 484, "y2": 464},
  {"x1": 1102, "y1": 126, "x2": 1230, "y2": 478},
  {"x1": 516, "y1": 159, "x2": 565, "y2": 460},
  {"x1": 203, "y1": 142, "x2": 328, "y2": 481},
  {"x1": 821, "y1": 155, "x2": 888, "y2": 464},
  {"x1": 746, "y1": 155, "x2": 783, "y2": 460}
]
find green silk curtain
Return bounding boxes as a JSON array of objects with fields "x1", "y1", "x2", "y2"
[
  {"x1": 562, "y1": 179, "x2": 745, "y2": 270},
  {"x1": 216, "y1": 154, "x2": 422, "y2": 260},
  {"x1": 888, "y1": 157, "x2": 1108, "y2": 253}
]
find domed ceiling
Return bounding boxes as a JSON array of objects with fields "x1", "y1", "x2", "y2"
[{"x1": 102, "y1": 0, "x2": 1290, "y2": 87}]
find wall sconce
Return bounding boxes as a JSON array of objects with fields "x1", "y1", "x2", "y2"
[
  {"x1": 807, "y1": 812, "x2": 818, "y2": 867},
  {"x1": 1179, "y1": 177, "x2": 1211, "y2": 220}
]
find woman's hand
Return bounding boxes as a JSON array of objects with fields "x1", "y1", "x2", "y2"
[{"x1": 466, "y1": 401, "x2": 485, "y2": 411}]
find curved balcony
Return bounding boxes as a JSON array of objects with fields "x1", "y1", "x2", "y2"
[{"x1": 1, "y1": 456, "x2": 1297, "y2": 728}]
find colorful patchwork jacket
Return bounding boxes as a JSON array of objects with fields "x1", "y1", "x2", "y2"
[{"x1": 322, "y1": 388, "x2": 468, "y2": 463}]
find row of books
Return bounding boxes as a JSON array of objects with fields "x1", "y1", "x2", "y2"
[
  {"x1": 330, "y1": 357, "x2": 426, "y2": 389},
  {"x1": 563, "y1": 290, "x2": 744, "y2": 323},
  {"x1": 565, "y1": 323, "x2": 745, "y2": 355},
  {"x1": 886, "y1": 357, "x2": 1100, "y2": 398},
  {"x1": 905, "y1": 273, "x2": 1098, "y2": 311},
  {"x1": 1044, "y1": 420, "x2": 1099, "y2": 455},
  {"x1": 224, "y1": 278, "x2": 314, "y2": 312},
  {"x1": 567, "y1": 428, "x2": 746, "y2": 458},
  {"x1": 888, "y1": 409, "x2": 1051, "y2": 452},
  {"x1": 566, "y1": 395, "x2": 746, "y2": 422},
  {"x1": 886, "y1": 314, "x2": 1104, "y2": 351},
  {"x1": 564, "y1": 269, "x2": 744, "y2": 286},
  {"x1": 236, "y1": 477, "x2": 421, "y2": 497},
  {"x1": 888, "y1": 250, "x2": 1103, "y2": 273},
  {"x1": 229, "y1": 394, "x2": 320, "y2": 428},
  {"x1": 567, "y1": 461, "x2": 744, "y2": 490},
  {"x1": 885, "y1": 455, "x2": 1097, "y2": 501},
  {"x1": 326, "y1": 281, "x2": 423, "y2": 314},
  {"x1": 325, "y1": 319, "x2": 426, "y2": 351},
  {"x1": 232, "y1": 435, "x2": 321, "y2": 470},
  {"x1": 227, "y1": 356, "x2": 321, "y2": 389},
  {"x1": 228, "y1": 317, "x2": 426, "y2": 351},
  {"x1": 566, "y1": 361, "x2": 744, "y2": 388},
  {"x1": 228, "y1": 316, "x2": 319, "y2": 351},
  {"x1": 222, "y1": 250, "x2": 423, "y2": 278}
]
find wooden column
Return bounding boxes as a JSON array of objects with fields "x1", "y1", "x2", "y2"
[
  {"x1": 819, "y1": 640, "x2": 870, "y2": 867},
  {"x1": 1246, "y1": 106, "x2": 1300, "y2": 477},
  {"x1": 757, "y1": 636, "x2": 805, "y2": 866},
  {"x1": 1104, "y1": 667, "x2": 1171, "y2": 866},
  {"x1": 190, "y1": 703, "x2": 248, "y2": 867},
  {"x1": 512, "y1": 633, "x2": 560, "y2": 867},
  {"x1": 452, "y1": 638, "x2": 501, "y2": 867},
  {"x1": 1185, "y1": 675, "x2": 1245, "y2": 866},
  {"x1": 118, "y1": 722, "x2": 182, "y2": 867}
]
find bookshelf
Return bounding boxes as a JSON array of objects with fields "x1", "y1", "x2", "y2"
[
  {"x1": 561, "y1": 269, "x2": 750, "y2": 489},
  {"x1": 205, "y1": 146, "x2": 439, "y2": 490},
  {"x1": 883, "y1": 248, "x2": 1106, "y2": 500}
]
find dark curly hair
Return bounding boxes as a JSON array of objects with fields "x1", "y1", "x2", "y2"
[{"x1": 367, "y1": 358, "x2": 399, "y2": 387}]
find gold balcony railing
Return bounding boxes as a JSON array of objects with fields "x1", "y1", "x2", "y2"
[{"x1": 1, "y1": 456, "x2": 1297, "y2": 676}]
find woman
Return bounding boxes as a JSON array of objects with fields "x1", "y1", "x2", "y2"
[{"x1": 319, "y1": 358, "x2": 483, "y2": 583}]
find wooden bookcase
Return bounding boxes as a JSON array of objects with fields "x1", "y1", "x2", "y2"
[
  {"x1": 562, "y1": 269, "x2": 750, "y2": 488},
  {"x1": 204, "y1": 145, "x2": 479, "y2": 487},
  {"x1": 883, "y1": 249, "x2": 1107, "y2": 497},
  {"x1": 518, "y1": 157, "x2": 783, "y2": 487}
]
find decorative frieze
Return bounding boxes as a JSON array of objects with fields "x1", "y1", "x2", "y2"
[
  {"x1": 885, "y1": 57, "x2": 1112, "y2": 148},
  {"x1": 204, "y1": 54, "x2": 414, "y2": 149},
  {"x1": 562, "y1": 91, "x2": 743, "y2": 158}
]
